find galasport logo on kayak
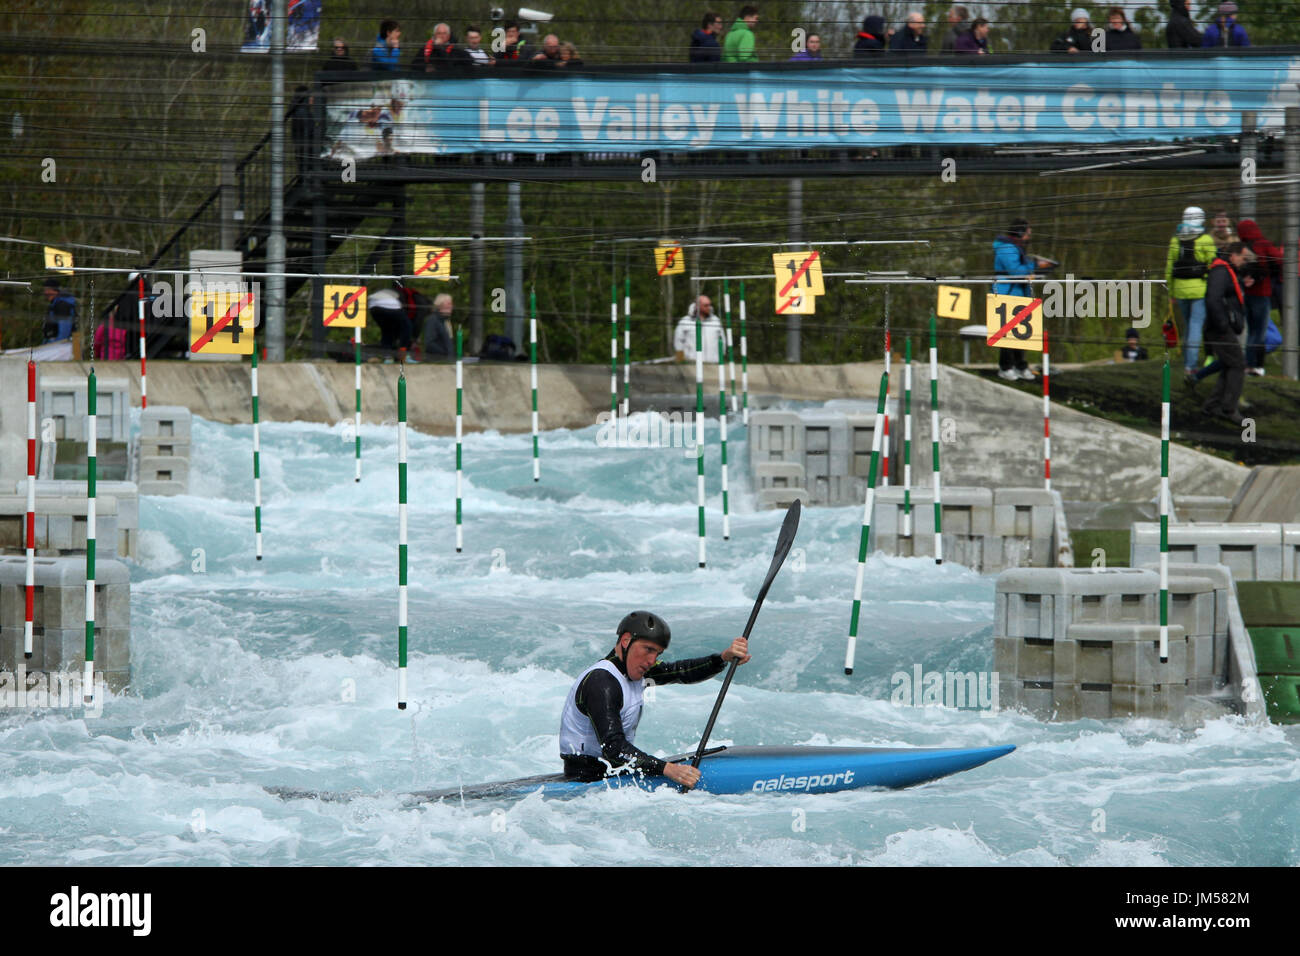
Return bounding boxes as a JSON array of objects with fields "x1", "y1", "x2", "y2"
[{"x1": 751, "y1": 770, "x2": 855, "y2": 793}]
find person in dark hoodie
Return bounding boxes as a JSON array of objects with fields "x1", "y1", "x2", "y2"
[
  {"x1": 889, "y1": 11, "x2": 928, "y2": 54},
  {"x1": 954, "y1": 17, "x2": 989, "y2": 53},
  {"x1": 854, "y1": 15, "x2": 890, "y2": 55},
  {"x1": 1198, "y1": 242, "x2": 1250, "y2": 424},
  {"x1": 1236, "y1": 219, "x2": 1283, "y2": 376},
  {"x1": 1051, "y1": 9, "x2": 1093, "y2": 53},
  {"x1": 690, "y1": 12, "x2": 723, "y2": 62},
  {"x1": 1166, "y1": 0, "x2": 1201, "y2": 48}
]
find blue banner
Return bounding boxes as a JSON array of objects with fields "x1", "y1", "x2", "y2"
[{"x1": 321, "y1": 56, "x2": 1300, "y2": 158}]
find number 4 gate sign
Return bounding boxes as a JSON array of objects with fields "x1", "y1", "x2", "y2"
[
  {"x1": 323, "y1": 285, "x2": 367, "y2": 327},
  {"x1": 190, "y1": 287, "x2": 257, "y2": 354},
  {"x1": 985, "y1": 293, "x2": 1043, "y2": 352}
]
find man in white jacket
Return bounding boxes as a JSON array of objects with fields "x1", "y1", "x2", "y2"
[{"x1": 672, "y1": 295, "x2": 724, "y2": 363}]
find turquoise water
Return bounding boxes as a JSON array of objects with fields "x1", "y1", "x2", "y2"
[{"x1": 0, "y1": 407, "x2": 1296, "y2": 866}]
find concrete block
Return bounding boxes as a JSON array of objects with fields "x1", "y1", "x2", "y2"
[
  {"x1": 993, "y1": 488, "x2": 1056, "y2": 540},
  {"x1": 1165, "y1": 576, "x2": 1217, "y2": 638},
  {"x1": 138, "y1": 437, "x2": 191, "y2": 459},
  {"x1": 140, "y1": 456, "x2": 190, "y2": 486},
  {"x1": 1051, "y1": 682, "x2": 1115, "y2": 721},
  {"x1": 755, "y1": 461, "x2": 805, "y2": 491},
  {"x1": 39, "y1": 375, "x2": 131, "y2": 444},
  {"x1": 756, "y1": 487, "x2": 809, "y2": 510},
  {"x1": 748, "y1": 411, "x2": 804, "y2": 467},
  {"x1": 1173, "y1": 495, "x2": 1234, "y2": 523},
  {"x1": 139, "y1": 480, "x2": 187, "y2": 497},
  {"x1": 1051, "y1": 637, "x2": 1117, "y2": 686},
  {"x1": 1111, "y1": 682, "x2": 1186, "y2": 719},
  {"x1": 1286, "y1": 525, "x2": 1300, "y2": 582},
  {"x1": 15, "y1": 480, "x2": 138, "y2": 536},
  {"x1": 139, "y1": 405, "x2": 192, "y2": 439},
  {"x1": 1108, "y1": 629, "x2": 1188, "y2": 685},
  {"x1": 1132, "y1": 522, "x2": 1284, "y2": 581},
  {"x1": 996, "y1": 567, "x2": 1161, "y2": 641}
]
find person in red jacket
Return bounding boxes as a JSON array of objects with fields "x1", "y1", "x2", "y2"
[{"x1": 1235, "y1": 219, "x2": 1281, "y2": 376}]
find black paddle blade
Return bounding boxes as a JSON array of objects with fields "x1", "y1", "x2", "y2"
[{"x1": 741, "y1": 499, "x2": 801, "y2": 639}]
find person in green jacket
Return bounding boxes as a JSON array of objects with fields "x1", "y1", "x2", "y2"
[
  {"x1": 1164, "y1": 205, "x2": 1218, "y2": 381},
  {"x1": 722, "y1": 5, "x2": 759, "y2": 61}
]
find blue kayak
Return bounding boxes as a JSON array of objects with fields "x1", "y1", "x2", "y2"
[{"x1": 269, "y1": 744, "x2": 1015, "y2": 805}]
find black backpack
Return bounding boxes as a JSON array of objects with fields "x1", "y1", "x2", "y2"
[
  {"x1": 1171, "y1": 237, "x2": 1207, "y2": 280},
  {"x1": 478, "y1": 334, "x2": 517, "y2": 360}
]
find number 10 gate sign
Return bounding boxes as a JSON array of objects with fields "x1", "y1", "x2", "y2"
[
  {"x1": 985, "y1": 293, "x2": 1043, "y2": 351},
  {"x1": 323, "y1": 285, "x2": 367, "y2": 328}
]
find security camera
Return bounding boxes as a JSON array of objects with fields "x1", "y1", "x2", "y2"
[
  {"x1": 518, "y1": 7, "x2": 553, "y2": 22},
  {"x1": 490, "y1": 7, "x2": 504, "y2": 20}
]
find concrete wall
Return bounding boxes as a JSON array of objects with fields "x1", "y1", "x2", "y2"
[{"x1": 30, "y1": 359, "x2": 1249, "y2": 503}]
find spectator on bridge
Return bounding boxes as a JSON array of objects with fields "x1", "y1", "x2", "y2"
[
  {"x1": 1203, "y1": 2, "x2": 1249, "y2": 46},
  {"x1": 1236, "y1": 219, "x2": 1282, "y2": 376},
  {"x1": 992, "y1": 219, "x2": 1053, "y2": 381},
  {"x1": 463, "y1": 26, "x2": 494, "y2": 65},
  {"x1": 42, "y1": 279, "x2": 78, "y2": 343},
  {"x1": 940, "y1": 6, "x2": 969, "y2": 53},
  {"x1": 673, "y1": 296, "x2": 723, "y2": 363},
  {"x1": 370, "y1": 19, "x2": 402, "y2": 69},
  {"x1": 1195, "y1": 242, "x2": 1250, "y2": 425},
  {"x1": 1119, "y1": 329, "x2": 1149, "y2": 362},
  {"x1": 790, "y1": 33, "x2": 823, "y2": 60},
  {"x1": 853, "y1": 15, "x2": 890, "y2": 55},
  {"x1": 1104, "y1": 7, "x2": 1141, "y2": 51},
  {"x1": 423, "y1": 293, "x2": 456, "y2": 358},
  {"x1": 1165, "y1": 206, "x2": 1216, "y2": 383},
  {"x1": 324, "y1": 37, "x2": 358, "y2": 71},
  {"x1": 533, "y1": 33, "x2": 562, "y2": 61},
  {"x1": 1166, "y1": 0, "x2": 1202, "y2": 48},
  {"x1": 953, "y1": 17, "x2": 989, "y2": 54},
  {"x1": 501, "y1": 21, "x2": 526, "y2": 59},
  {"x1": 558, "y1": 41, "x2": 583, "y2": 66},
  {"x1": 1051, "y1": 9, "x2": 1093, "y2": 53},
  {"x1": 691, "y1": 12, "x2": 723, "y2": 62},
  {"x1": 414, "y1": 23, "x2": 461, "y2": 69},
  {"x1": 723, "y1": 6, "x2": 760, "y2": 62},
  {"x1": 889, "y1": 12, "x2": 928, "y2": 54}
]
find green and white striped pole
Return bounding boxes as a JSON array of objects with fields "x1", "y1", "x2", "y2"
[
  {"x1": 695, "y1": 310, "x2": 706, "y2": 568},
  {"x1": 455, "y1": 326, "x2": 464, "y2": 553},
  {"x1": 928, "y1": 312, "x2": 943, "y2": 565},
  {"x1": 252, "y1": 348, "x2": 263, "y2": 561},
  {"x1": 723, "y1": 280, "x2": 736, "y2": 413},
  {"x1": 1159, "y1": 359, "x2": 1170, "y2": 663},
  {"x1": 83, "y1": 367, "x2": 98, "y2": 704},
  {"x1": 903, "y1": 338, "x2": 913, "y2": 538},
  {"x1": 881, "y1": 290, "x2": 890, "y2": 487},
  {"x1": 530, "y1": 288, "x2": 540, "y2": 482},
  {"x1": 353, "y1": 326, "x2": 362, "y2": 482},
  {"x1": 739, "y1": 281, "x2": 749, "y2": 426},
  {"x1": 845, "y1": 371, "x2": 889, "y2": 675},
  {"x1": 398, "y1": 372, "x2": 409, "y2": 709},
  {"x1": 610, "y1": 284, "x2": 618, "y2": 416},
  {"x1": 717, "y1": 330, "x2": 730, "y2": 541},
  {"x1": 622, "y1": 275, "x2": 631, "y2": 418}
]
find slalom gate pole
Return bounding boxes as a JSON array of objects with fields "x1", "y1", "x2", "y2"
[
  {"x1": 725, "y1": 281, "x2": 737, "y2": 414},
  {"x1": 138, "y1": 275, "x2": 147, "y2": 409},
  {"x1": 398, "y1": 372, "x2": 408, "y2": 709},
  {"x1": 354, "y1": 326, "x2": 362, "y2": 482},
  {"x1": 1043, "y1": 327, "x2": 1051, "y2": 492},
  {"x1": 1160, "y1": 359, "x2": 1170, "y2": 663},
  {"x1": 845, "y1": 371, "x2": 888, "y2": 675},
  {"x1": 610, "y1": 285, "x2": 618, "y2": 415},
  {"x1": 739, "y1": 281, "x2": 749, "y2": 426},
  {"x1": 252, "y1": 348, "x2": 263, "y2": 561},
  {"x1": 695, "y1": 310, "x2": 706, "y2": 568},
  {"x1": 531, "y1": 288, "x2": 540, "y2": 482},
  {"x1": 24, "y1": 359, "x2": 35, "y2": 658},
  {"x1": 456, "y1": 326, "x2": 464, "y2": 554},
  {"x1": 903, "y1": 338, "x2": 913, "y2": 538},
  {"x1": 84, "y1": 366, "x2": 97, "y2": 704},
  {"x1": 929, "y1": 312, "x2": 943, "y2": 565},
  {"x1": 881, "y1": 289, "x2": 890, "y2": 487},
  {"x1": 622, "y1": 275, "x2": 631, "y2": 418},
  {"x1": 717, "y1": 331, "x2": 730, "y2": 541}
]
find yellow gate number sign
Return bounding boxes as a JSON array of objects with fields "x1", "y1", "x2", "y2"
[
  {"x1": 44, "y1": 247, "x2": 74, "y2": 275},
  {"x1": 323, "y1": 285, "x2": 367, "y2": 328},
  {"x1": 190, "y1": 288, "x2": 256, "y2": 354},
  {"x1": 413, "y1": 245, "x2": 451, "y2": 279},
  {"x1": 654, "y1": 245, "x2": 684, "y2": 276},
  {"x1": 937, "y1": 285, "x2": 971, "y2": 320},
  {"x1": 985, "y1": 294, "x2": 1043, "y2": 351},
  {"x1": 772, "y1": 250, "x2": 824, "y2": 297}
]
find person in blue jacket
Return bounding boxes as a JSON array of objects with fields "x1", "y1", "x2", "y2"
[
  {"x1": 371, "y1": 19, "x2": 402, "y2": 69},
  {"x1": 1202, "y1": 2, "x2": 1249, "y2": 46},
  {"x1": 992, "y1": 219, "x2": 1053, "y2": 381},
  {"x1": 690, "y1": 12, "x2": 723, "y2": 62}
]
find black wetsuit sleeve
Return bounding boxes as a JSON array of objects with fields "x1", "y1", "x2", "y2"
[
  {"x1": 645, "y1": 653, "x2": 727, "y2": 686},
  {"x1": 576, "y1": 669, "x2": 667, "y2": 777}
]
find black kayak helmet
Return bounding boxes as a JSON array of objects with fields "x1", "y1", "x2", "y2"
[{"x1": 616, "y1": 611, "x2": 670, "y2": 650}]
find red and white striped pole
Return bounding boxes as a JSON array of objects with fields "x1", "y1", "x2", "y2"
[
  {"x1": 24, "y1": 359, "x2": 36, "y2": 659},
  {"x1": 137, "y1": 275, "x2": 147, "y2": 409},
  {"x1": 1043, "y1": 328, "x2": 1051, "y2": 492}
]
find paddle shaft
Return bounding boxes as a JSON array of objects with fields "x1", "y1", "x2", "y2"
[{"x1": 689, "y1": 501, "x2": 801, "y2": 769}]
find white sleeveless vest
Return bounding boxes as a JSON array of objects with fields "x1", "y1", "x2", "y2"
[{"x1": 558, "y1": 659, "x2": 644, "y2": 757}]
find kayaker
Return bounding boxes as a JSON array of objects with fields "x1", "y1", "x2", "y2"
[{"x1": 558, "y1": 611, "x2": 750, "y2": 790}]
